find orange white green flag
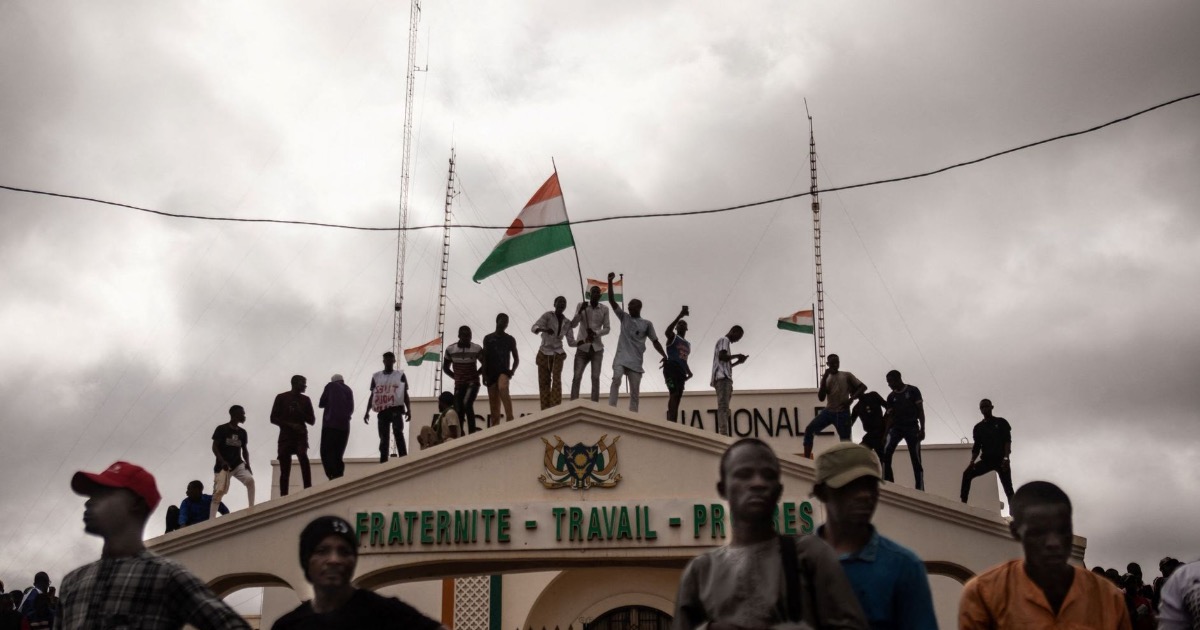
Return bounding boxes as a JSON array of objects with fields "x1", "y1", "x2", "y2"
[
  {"x1": 777, "y1": 310, "x2": 815, "y2": 334},
  {"x1": 585, "y1": 277, "x2": 622, "y2": 303},
  {"x1": 473, "y1": 173, "x2": 575, "y2": 282},
  {"x1": 404, "y1": 336, "x2": 442, "y2": 366}
]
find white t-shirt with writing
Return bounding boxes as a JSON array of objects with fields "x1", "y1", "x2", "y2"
[{"x1": 371, "y1": 370, "x2": 408, "y2": 412}]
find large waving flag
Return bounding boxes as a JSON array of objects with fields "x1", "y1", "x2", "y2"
[
  {"x1": 585, "y1": 277, "x2": 622, "y2": 303},
  {"x1": 473, "y1": 173, "x2": 575, "y2": 282},
  {"x1": 777, "y1": 309, "x2": 815, "y2": 334},
  {"x1": 404, "y1": 336, "x2": 442, "y2": 366}
]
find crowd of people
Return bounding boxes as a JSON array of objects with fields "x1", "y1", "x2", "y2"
[{"x1": 5, "y1": 442, "x2": 1197, "y2": 629}]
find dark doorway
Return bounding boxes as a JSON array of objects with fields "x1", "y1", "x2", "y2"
[{"x1": 587, "y1": 605, "x2": 672, "y2": 630}]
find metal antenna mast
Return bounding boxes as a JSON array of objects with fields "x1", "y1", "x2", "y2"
[
  {"x1": 806, "y1": 101, "x2": 826, "y2": 381},
  {"x1": 392, "y1": 0, "x2": 423, "y2": 355},
  {"x1": 434, "y1": 148, "x2": 456, "y2": 396}
]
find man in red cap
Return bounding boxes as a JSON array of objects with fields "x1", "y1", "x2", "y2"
[{"x1": 57, "y1": 461, "x2": 249, "y2": 629}]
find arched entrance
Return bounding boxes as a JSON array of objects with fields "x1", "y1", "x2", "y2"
[{"x1": 587, "y1": 605, "x2": 672, "y2": 630}]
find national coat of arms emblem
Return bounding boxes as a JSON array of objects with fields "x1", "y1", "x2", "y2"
[{"x1": 538, "y1": 434, "x2": 621, "y2": 490}]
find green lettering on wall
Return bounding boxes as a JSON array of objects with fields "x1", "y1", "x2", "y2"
[
  {"x1": 710, "y1": 504, "x2": 725, "y2": 539},
  {"x1": 569, "y1": 507, "x2": 583, "y2": 541},
  {"x1": 693, "y1": 504, "x2": 708, "y2": 539},
  {"x1": 420, "y1": 510, "x2": 434, "y2": 544},
  {"x1": 436, "y1": 510, "x2": 451, "y2": 544},
  {"x1": 783, "y1": 502, "x2": 798, "y2": 535},
  {"x1": 587, "y1": 507, "x2": 603, "y2": 541},
  {"x1": 481, "y1": 509, "x2": 496, "y2": 543},
  {"x1": 388, "y1": 512, "x2": 404, "y2": 545},
  {"x1": 454, "y1": 510, "x2": 470, "y2": 543},
  {"x1": 355, "y1": 513, "x2": 370, "y2": 546},
  {"x1": 552, "y1": 507, "x2": 566, "y2": 541},
  {"x1": 643, "y1": 506, "x2": 657, "y2": 540},
  {"x1": 404, "y1": 511, "x2": 419, "y2": 544},
  {"x1": 370, "y1": 512, "x2": 385, "y2": 546},
  {"x1": 615, "y1": 506, "x2": 633, "y2": 540},
  {"x1": 799, "y1": 501, "x2": 814, "y2": 534},
  {"x1": 497, "y1": 508, "x2": 511, "y2": 542}
]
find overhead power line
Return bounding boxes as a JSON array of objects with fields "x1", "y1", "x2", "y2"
[{"x1": 2, "y1": 91, "x2": 1196, "y2": 231}]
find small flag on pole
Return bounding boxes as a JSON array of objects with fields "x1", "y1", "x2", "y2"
[
  {"x1": 585, "y1": 277, "x2": 622, "y2": 303},
  {"x1": 472, "y1": 173, "x2": 575, "y2": 282},
  {"x1": 404, "y1": 337, "x2": 442, "y2": 366},
  {"x1": 777, "y1": 310, "x2": 815, "y2": 334}
]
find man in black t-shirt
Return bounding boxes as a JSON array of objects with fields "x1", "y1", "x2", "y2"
[
  {"x1": 881, "y1": 370, "x2": 926, "y2": 491},
  {"x1": 210, "y1": 405, "x2": 254, "y2": 520},
  {"x1": 272, "y1": 516, "x2": 444, "y2": 630},
  {"x1": 850, "y1": 391, "x2": 887, "y2": 461},
  {"x1": 482, "y1": 313, "x2": 519, "y2": 426},
  {"x1": 961, "y1": 398, "x2": 1015, "y2": 504}
]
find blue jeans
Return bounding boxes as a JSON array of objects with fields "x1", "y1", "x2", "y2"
[
  {"x1": 883, "y1": 426, "x2": 924, "y2": 490},
  {"x1": 804, "y1": 409, "x2": 852, "y2": 448}
]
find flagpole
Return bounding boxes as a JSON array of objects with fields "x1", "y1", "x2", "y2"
[
  {"x1": 811, "y1": 302, "x2": 819, "y2": 386},
  {"x1": 552, "y1": 157, "x2": 587, "y2": 301}
]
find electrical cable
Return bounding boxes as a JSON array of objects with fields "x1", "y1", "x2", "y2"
[{"x1": 2, "y1": 91, "x2": 1195, "y2": 232}]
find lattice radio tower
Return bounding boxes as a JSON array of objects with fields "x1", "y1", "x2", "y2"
[
  {"x1": 806, "y1": 102, "x2": 827, "y2": 380},
  {"x1": 392, "y1": 0, "x2": 423, "y2": 355},
  {"x1": 434, "y1": 148, "x2": 456, "y2": 395}
]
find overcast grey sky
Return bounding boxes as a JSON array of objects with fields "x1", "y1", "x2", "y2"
[{"x1": 1, "y1": 0, "x2": 1198, "y2": 591}]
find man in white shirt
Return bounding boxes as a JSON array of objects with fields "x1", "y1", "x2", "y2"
[
  {"x1": 606, "y1": 272, "x2": 666, "y2": 413},
  {"x1": 569, "y1": 285, "x2": 611, "y2": 403},
  {"x1": 711, "y1": 326, "x2": 747, "y2": 437},
  {"x1": 363, "y1": 352, "x2": 411, "y2": 461},
  {"x1": 532, "y1": 296, "x2": 576, "y2": 410}
]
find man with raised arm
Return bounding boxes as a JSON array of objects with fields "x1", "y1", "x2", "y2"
[
  {"x1": 606, "y1": 272, "x2": 666, "y2": 413},
  {"x1": 711, "y1": 325, "x2": 747, "y2": 437},
  {"x1": 662, "y1": 306, "x2": 693, "y2": 422},
  {"x1": 532, "y1": 296, "x2": 576, "y2": 410},
  {"x1": 363, "y1": 352, "x2": 411, "y2": 462},
  {"x1": 569, "y1": 285, "x2": 611, "y2": 402},
  {"x1": 803, "y1": 354, "x2": 866, "y2": 458}
]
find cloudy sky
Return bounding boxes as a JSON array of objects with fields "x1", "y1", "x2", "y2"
[{"x1": 2, "y1": 0, "x2": 1198, "y2": 596}]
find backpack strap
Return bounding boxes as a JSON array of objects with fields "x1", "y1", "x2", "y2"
[{"x1": 779, "y1": 534, "x2": 802, "y2": 622}]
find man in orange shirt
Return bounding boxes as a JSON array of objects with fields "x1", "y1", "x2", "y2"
[{"x1": 959, "y1": 481, "x2": 1130, "y2": 629}]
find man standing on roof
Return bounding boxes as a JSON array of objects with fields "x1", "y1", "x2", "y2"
[
  {"x1": 532, "y1": 296, "x2": 576, "y2": 410},
  {"x1": 881, "y1": 370, "x2": 927, "y2": 491},
  {"x1": 813, "y1": 443, "x2": 938, "y2": 629},
  {"x1": 364, "y1": 352, "x2": 411, "y2": 462},
  {"x1": 710, "y1": 325, "x2": 747, "y2": 437},
  {"x1": 482, "y1": 313, "x2": 519, "y2": 425},
  {"x1": 662, "y1": 306, "x2": 692, "y2": 422},
  {"x1": 210, "y1": 405, "x2": 253, "y2": 518},
  {"x1": 271, "y1": 375, "x2": 315, "y2": 496},
  {"x1": 318, "y1": 374, "x2": 354, "y2": 479},
  {"x1": 58, "y1": 461, "x2": 249, "y2": 629},
  {"x1": 569, "y1": 285, "x2": 611, "y2": 403},
  {"x1": 803, "y1": 354, "x2": 866, "y2": 458},
  {"x1": 444, "y1": 326, "x2": 484, "y2": 434},
  {"x1": 606, "y1": 272, "x2": 666, "y2": 413},
  {"x1": 961, "y1": 398, "x2": 1015, "y2": 505},
  {"x1": 850, "y1": 391, "x2": 888, "y2": 462}
]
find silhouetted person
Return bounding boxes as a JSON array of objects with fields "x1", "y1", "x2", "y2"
[
  {"x1": 417, "y1": 392, "x2": 460, "y2": 449},
  {"x1": 271, "y1": 375, "x2": 315, "y2": 496},
  {"x1": 850, "y1": 391, "x2": 887, "y2": 462},
  {"x1": 271, "y1": 516, "x2": 444, "y2": 630},
  {"x1": 569, "y1": 285, "x2": 611, "y2": 402},
  {"x1": 607, "y1": 272, "x2": 665, "y2": 412},
  {"x1": 59, "y1": 461, "x2": 248, "y2": 629},
  {"x1": 482, "y1": 313, "x2": 519, "y2": 425},
  {"x1": 165, "y1": 505, "x2": 181, "y2": 533},
  {"x1": 318, "y1": 374, "x2": 354, "y2": 479},
  {"x1": 881, "y1": 370, "x2": 926, "y2": 491},
  {"x1": 813, "y1": 443, "x2": 938, "y2": 629},
  {"x1": 959, "y1": 481, "x2": 1130, "y2": 629},
  {"x1": 444, "y1": 326, "x2": 484, "y2": 434},
  {"x1": 211, "y1": 405, "x2": 254, "y2": 518},
  {"x1": 0, "y1": 593, "x2": 22, "y2": 630},
  {"x1": 532, "y1": 296, "x2": 576, "y2": 410},
  {"x1": 961, "y1": 398, "x2": 1015, "y2": 504},
  {"x1": 673, "y1": 439, "x2": 867, "y2": 629},
  {"x1": 662, "y1": 306, "x2": 692, "y2": 422},
  {"x1": 178, "y1": 480, "x2": 228, "y2": 528},
  {"x1": 710, "y1": 325, "x2": 747, "y2": 436},
  {"x1": 1155, "y1": 557, "x2": 1184, "y2": 612},
  {"x1": 365, "y1": 351, "x2": 411, "y2": 462},
  {"x1": 17, "y1": 572, "x2": 50, "y2": 626},
  {"x1": 803, "y1": 354, "x2": 866, "y2": 458}
]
